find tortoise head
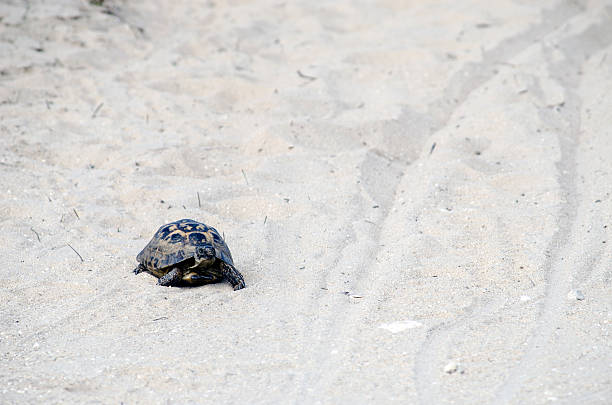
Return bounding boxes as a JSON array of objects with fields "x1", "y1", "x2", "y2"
[{"x1": 193, "y1": 244, "x2": 216, "y2": 268}]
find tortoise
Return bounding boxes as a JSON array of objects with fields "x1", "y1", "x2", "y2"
[{"x1": 134, "y1": 219, "x2": 245, "y2": 290}]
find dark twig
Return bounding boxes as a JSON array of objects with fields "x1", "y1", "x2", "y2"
[
  {"x1": 30, "y1": 228, "x2": 41, "y2": 242},
  {"x1": 101, "y1": 7, "x2": 145, "y2": 35},
  {"x1": 528, "y1": 276, "x2": 535, "y2": 287},
  {"x1": 92, "y1": 102, "x2": 104, "y2": 118},
  {"x1": 264, "y1": 216, "x2": 267, "y2": 225},
  {"x1": 241, "y1": 169, "x2": 249, "y2": 185},
  {"x1": 297, "y1": 70, "x2": 317, "y2": 81},
  {"x1": 21, "y1": 0, "x2": 31, "y2": 22},
  {"x1": 67, "y1": 243, "x2": 84, "y2": 262},
  {"x1": 152, "y1": 316, "x2": 168, "y2": 321},
  {"x1": 197, "y1": 192, "x2": 201, "y2": 208},
  {"x1": 73, "y1": 208, "x2": 80, "y2": 219},
  {"x1": 430, "y1": 142, "x2": 437, "y2": 155}
]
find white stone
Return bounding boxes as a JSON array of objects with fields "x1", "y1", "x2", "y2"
[
  {"x1": 378, "y1": 320, "x2": 423, "y2": 333},
  {"x1": 444, "y1": 361, "x2": 459, "y2": 374}
]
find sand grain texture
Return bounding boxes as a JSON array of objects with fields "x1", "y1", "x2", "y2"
[{"x1": 1, "y1": 0, "x2": 611, "y2": 404}]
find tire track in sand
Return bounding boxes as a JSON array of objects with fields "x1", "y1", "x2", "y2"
[
  {"x1": 292, "y1": 3, "x2": 588, "y2": 402},
  {"x1": 414, "y1": 2, "x2": 590, "y2": 403},
  {"x1": 287, "y1": 123, "x2": 420, "y2": 403},
  {"x1": 494, "y1": 11, "x2": 612, "y2": 404}
]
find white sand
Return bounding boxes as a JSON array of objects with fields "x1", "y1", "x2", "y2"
[{"x1": 1, "y1": 0, "x2": 611, "y2": 403}]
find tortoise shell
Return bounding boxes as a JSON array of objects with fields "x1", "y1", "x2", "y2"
[{"x1": 137, "y1": 218, "x2": 234, "y2": 270}]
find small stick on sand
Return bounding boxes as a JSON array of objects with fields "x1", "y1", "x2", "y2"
[
  {"x1": 67, "y1": 243, "x2": 84, "y2": 262},
  {"x1": 430, "y1": 142, "x2": 437, "y2": 155},
  {"x1": 92, "y1": 102, "x2": 104, "y2": 118},
  {"x1": 264, "y1": 216, "x2": 267, "y2": 224},
  {"x1": 241, "y1": 169, "x2": 249, "y2": 185},
  {"x1": 73, "y1": 208, "x2": 80, "y2": 219},
  {"x1": 297, "y1": 70, "x2": 317, "y2": 81},
  {"x1": 528, "y1": 276, "x2": 536, "y2": 287},
  {"x1": 31, "y1": 228, "x2": 41, "y2": 242},
  {"x1": 197, "y1": 192, "x2": 201, "y2": 208}
]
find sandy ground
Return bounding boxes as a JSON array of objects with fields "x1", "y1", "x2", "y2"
[{"x1": 1, "y1": 0, "x2": 611, "y2": 403}]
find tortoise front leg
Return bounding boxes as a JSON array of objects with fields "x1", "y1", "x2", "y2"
[
  {"x1": 219, "y1": 262, "x2": 246, "y2": 291},
  {"x1": 133, "y1": 263, "x2": 146, "y2": 275},
  {"x1": 157, "y1": 267, "x2": 183, "y2": 286}
]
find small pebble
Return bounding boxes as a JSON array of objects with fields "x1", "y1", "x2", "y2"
[
  {"x1": 444, "y1": 361, "x2": 458, "y2": 374},
  {"x1": 567, "y1": 290, "x2": 585, "y2": 301},
  {"x1": 379, "y1": 320, "x2": 423, "y2": 333}
]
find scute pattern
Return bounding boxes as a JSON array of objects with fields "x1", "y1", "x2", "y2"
[
  {"x1": 188, "y1": 232, "x2": 208, "y2": 245},
  {"x1": 136, "y1": 218, "x2": 234, "y2": 270}
]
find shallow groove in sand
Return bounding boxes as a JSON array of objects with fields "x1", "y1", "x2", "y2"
[
  {"x1": 414, "y1": 3, "x2": 589, "y2": 404},
  {"x1": 294, "y1": 4, "x2": 589, "y2": 401},
  {"x1": 494, "y1": 13, "x2": 612, "y2": 404},
  {"x1": 290, "y1": 142, "x2": 412, "y2": 402}
]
